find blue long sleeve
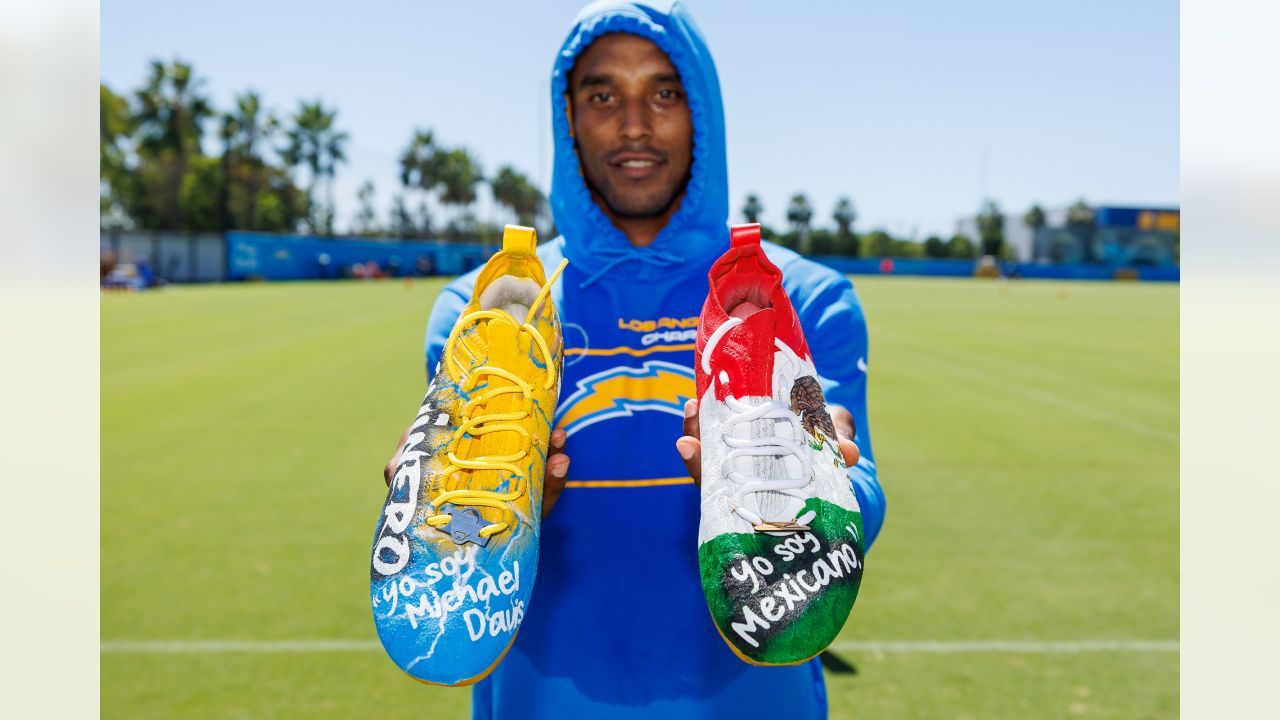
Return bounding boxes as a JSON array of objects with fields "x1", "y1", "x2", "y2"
[{"x1": 423, "y1": 277, "x2": 473, "y2": 381}]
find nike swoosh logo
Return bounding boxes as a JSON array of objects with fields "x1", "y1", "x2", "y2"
[{"x1": 857, "y1": 356, "x2": 868, "y2": 373}]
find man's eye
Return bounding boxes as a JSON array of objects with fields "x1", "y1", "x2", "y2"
[
  {"x1": 589, "y1": 92, "x2": 613, "y2": 103},
  {"x1": 657, "y1": 88, "x2": 684, "y2": 101}
]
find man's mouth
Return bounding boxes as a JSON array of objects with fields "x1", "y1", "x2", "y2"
[{"x1": 609, "y1": 151, "x2": 666, "y2": 180}]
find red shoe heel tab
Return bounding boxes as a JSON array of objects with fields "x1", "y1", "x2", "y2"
[{"x1": 730, "y1": 223, "x2": 762, "y2": 248}]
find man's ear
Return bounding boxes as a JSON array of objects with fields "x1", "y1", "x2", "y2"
[
  {"x1": 564, "y1": 93, "x2": 575, "y2": 139},
  {"x1": 565, "y1": 93, "x2": 588, "y2": 179}
]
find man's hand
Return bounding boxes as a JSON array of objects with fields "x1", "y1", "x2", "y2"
[
  {"x1": 676, "y1": 399, "x2": 860, "y2": 486},
  {"x1": 383, "y1": 427, "x2": 571, "y2": 521},
  {"x1": 541, "y1": 429, "x2": 571, "y2": 517}
]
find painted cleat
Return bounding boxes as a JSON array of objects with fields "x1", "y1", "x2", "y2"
[
  {"x1": 695, "y1": 223, "x2": 865, "y2": 666},
  {"x1": 370, "y1": 225, "x2": 567, "y2": 686}
]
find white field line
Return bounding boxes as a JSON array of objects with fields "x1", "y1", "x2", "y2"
[
  {"x1": 900, "y1": 347, "x2": 1177, "y2": 445},
  {"x1": 101, "y1": 640, "x2": 380, "y2": 653},
  {"x1": 99, "y1": 639, "x2": 1178, "y2": 654},
  {"x1": 829, "y1": 640, "x2": 1178, "y2": 653}
]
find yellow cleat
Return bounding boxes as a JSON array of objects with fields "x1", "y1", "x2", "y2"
[{"x1": 371, "y1": 224, "x2": 567, "y2": 686}]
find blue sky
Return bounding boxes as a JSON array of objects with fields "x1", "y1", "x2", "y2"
[{"x1": 101, "y1": 0, "x2": 1178, "y2": 238}]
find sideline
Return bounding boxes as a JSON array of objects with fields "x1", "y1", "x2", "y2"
[{"x1": 100, "y1": 639, "x2": 1179, "y2": 654}]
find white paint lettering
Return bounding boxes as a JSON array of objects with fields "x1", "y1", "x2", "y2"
[
  {"x1": 759, "y1": 596, "x2": 783, "y2": 622},
  {"x1": 730, "y1": 606, "x2": 771, "y2": 648},
  {"x1": 372, "y1": 535, "x2": 410, "y2": 576},
  {"x1": 404, "y1": 593, "x2": 439, "y2": 629},
  {"x1": 476, "y1": 576, "x2": 498, "y2": 601},
  {"x1": 795, "y1": 569, "x2": 820, "y2": 593},
  {"x1": 423, "y1": 562, "x2": 442, "y2": 584},
  {"x1": 751, "y1": 556, "x2": 775, "y2": 576},
  {"x1": 498, "y1": 569, "x2": 516, "y2": 594},
  {"x1": 773, "y1": 577, "x2": 804, "y2": 611},
  {"x1": 812, "y1": 558, "x2": 832, "y2": 586},
  {"x1": 731, "y1": 559, "x2": 761, "y2": 593},
  {"x1": 463, "y1": 609, "x2": 486, "y2": 641}
]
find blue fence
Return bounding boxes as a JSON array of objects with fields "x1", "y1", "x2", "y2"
[
  {"x1": 809, "y1": 256, "x2": 1179, "y2": 282},
  {"x1": 226, "y1": 232, "x2": 498, "y2": 281},
  {"x1": 220, "y1": 232, "x2": 1178, "y2": 283}
]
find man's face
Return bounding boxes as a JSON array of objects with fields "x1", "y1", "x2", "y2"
[{"x1": 568, "y1": 34, "x2": 693, "y2": 221}]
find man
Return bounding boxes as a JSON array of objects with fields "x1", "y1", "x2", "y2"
[{"x1": 384, "y1": 2, "x2": 885, "y2": 717}]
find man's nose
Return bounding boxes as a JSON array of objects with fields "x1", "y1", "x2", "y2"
[{"x1": 618, "y1": 98, "x2": 652, "y2": 142}]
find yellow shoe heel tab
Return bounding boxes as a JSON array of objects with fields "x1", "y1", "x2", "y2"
[{"x1": 502, "y1": 225, "x2": 537, "y2": 254}]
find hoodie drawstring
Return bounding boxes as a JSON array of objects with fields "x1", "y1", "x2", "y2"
[{"x1": 578, "y1": 246, "x2": 686, "y2": 289}]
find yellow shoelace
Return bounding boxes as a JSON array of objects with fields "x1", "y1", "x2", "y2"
[{"x1": 426, "y1": 259, "x2": 569, "y2": 539}]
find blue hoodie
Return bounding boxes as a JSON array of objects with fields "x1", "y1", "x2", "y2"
[{"x1": 423, "y1": 2, "x2": 885, "y2": 717}]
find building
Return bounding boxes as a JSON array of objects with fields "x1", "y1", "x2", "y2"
[{"x1": 955, "y1": 205, "x2": 1179, "y2": 265}]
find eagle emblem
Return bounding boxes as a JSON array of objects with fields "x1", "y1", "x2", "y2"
[{"x1": 789, "y1": 375, "x2": 837, "y2": 444}]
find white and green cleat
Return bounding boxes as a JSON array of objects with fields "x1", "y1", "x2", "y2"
[{"x1": 694, "y1": 224, "x2": 865, "y2": 666}]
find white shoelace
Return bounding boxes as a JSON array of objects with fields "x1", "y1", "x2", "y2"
[{"x1": 703, "y1": 316, "x2": 817, "y2": 528}]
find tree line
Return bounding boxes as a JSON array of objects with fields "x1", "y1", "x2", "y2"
[
  {"x1": 747, "y1": 194, "x2": 1097, "y2": 261},
  {"x1": 102, "y1": 58, "x2": 1099, "y2": 259},
  {"x1": 100, "y1": 58, "x2": 546, "y2": 243}
]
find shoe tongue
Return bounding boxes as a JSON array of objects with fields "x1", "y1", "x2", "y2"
[
  {"x1": 735, "y1": 401, "x2": 806, "y2": 524},
  {"x1": 715, "y1": 307, "x2": 777, "y2": 399},
  {"x1": 715, "y1": 304, "x2": 808, "y2": 524},
  {"x1": 454, "y1": 318, "x2": 529, "y2": 494}
]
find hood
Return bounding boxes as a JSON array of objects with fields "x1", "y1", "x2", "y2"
[{"x1": 549, "y1": 0, "x2": 729, "y2": 286}]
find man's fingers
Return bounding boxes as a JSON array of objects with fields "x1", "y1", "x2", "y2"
[
  {"x1": 676, "y1": 435, "x2": 702, "y2": 488},
  {"x1": 678, "y1": 399, "x2": 702, "y2": 488},
  {"x1": 542, "y1": 453, "x2": 570, "y2": 519},
  {"x1": 541, "y1": 429, "x2": 570, "y2": 518},
  {"x1": 829, "y1": 406, "x2": 856, "y2": 442},
  {"x1": 548, "y1": 454, "x2": 570, "y2": 482},
  {"x1": 838, "y1": 436, "x2": 860, "y2": 467},
  {"x1": 682, "y1": 399, "x2": 700, "y2": 440},
  {"x1": 383, "y1": 425, "x2": 413, "y2": 486},
  {"x1": 826, "y1": 406, "x2": 860, "y2": 466}
]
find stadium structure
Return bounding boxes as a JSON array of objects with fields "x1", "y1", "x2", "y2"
[{"x1": 955, "y1": 205, "x2": 1180, "y2": 266}]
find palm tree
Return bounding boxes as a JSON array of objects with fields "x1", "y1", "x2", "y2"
[
  {"x1": 133, "y1": 59, "x2": 213, "y2": 229},
  {"x1": 353, "y1": 180, "x2": 379, "y2": 236},
  {"x1": 832, "y1": 197, "x2": 856, "y2": 236},
  {"x1": 283, "y1": 100, "x2": 348, "y2": 234},
  {"x1": 976, "y1": 199, "x2": 1005, "y2": 257},
  {"x1": 1022, "y1": 203, "x2": 1046, "y2": 261},
  {"x1": 399, "y1": 130, "x2": 438, "y2": 190},
  {"x1": 1066, "y1": 198, "x2": 1094, "y2": 228},
  {"x1": 832, "y1": 196, "x2": 857, "y2": 255},
  {"x1": 436, "y1": 147, "x2": 483, "y2": 240},
  {"x1": 786, "y1": 193, "x2": 814, "y2": 250},
  {"x1": 742, "y1": 194, "x2": 763, "y2": 223},
  {"x1": 398, "y1": 129, "x2": 440, "y2": 237},
  {"x1": 389, "y1": 192, "x2": 414, "y2": 238},
  {"x1": 1023, "y1": 204, "x2": 1046, "y2": 233},
  {"x1": 491, "y1": 165, "x2": 545, "y2": 228},
  {"x1": 321, "y1": 125, "x2": 348, "y2": 233},
  {"x1": 100, "y1": 83, "x2": 133, "y2": 223},
  {"x1": 226, "y1": 92, "x2": 278, "y2": 230},
  {"x1": 415, "y1": 200, "x2": 434, "y2": 239},
  {"x1": 1065, "y1": 198, "x2": 1097, "y2": 262},
  {"x1": 218, "y1": 113, "x2": 238, "y2": 231}
]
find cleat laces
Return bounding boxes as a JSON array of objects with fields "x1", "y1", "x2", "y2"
[
  {"x1": 702, "y1": 316, "x2": 817, "y2": 529},
  {"x1": 425, "y1": 259, "x2": 568, "y2": 538}
]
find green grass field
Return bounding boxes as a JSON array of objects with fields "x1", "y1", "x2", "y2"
[{"x1": 102, "y1": 276, "x2": 1178, "y2": 719}]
